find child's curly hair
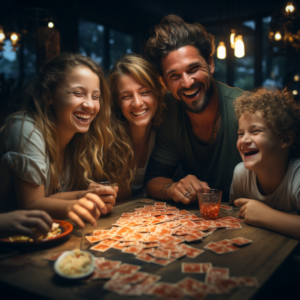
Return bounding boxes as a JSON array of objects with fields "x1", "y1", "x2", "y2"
[{"x1": 234, "y1": 87, "x2": 300, "y2": 158}]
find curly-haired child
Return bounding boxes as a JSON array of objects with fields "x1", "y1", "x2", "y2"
[{"x1": 230, "y1": 87, "x2": 300, "y2": 239}]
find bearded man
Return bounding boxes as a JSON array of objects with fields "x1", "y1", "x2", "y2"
[{"x1": 144, "y1": 14, "x2": 243, "y2": 203}]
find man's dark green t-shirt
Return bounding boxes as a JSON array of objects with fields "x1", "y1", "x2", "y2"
[{"x1": 148, "y1": 81, "x2": 244, "y2": 201}]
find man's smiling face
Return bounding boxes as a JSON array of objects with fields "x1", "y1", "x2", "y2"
[{"x1": 161, "y1": 45, "x2": 215, "y2": 114}]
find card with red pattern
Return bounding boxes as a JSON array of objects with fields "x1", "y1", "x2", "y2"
[
  {"x1": 116, "y1": 263, "x2": 141, "y2": 275},
  {"x1": 90, "y1": 243, "x2": 111, "y2": 252},
  {"x1": 147, "y1": 282, "x2": 185, "y2": 300},
  {"x1": 182, "y1": 262, "x2": 201, "y2": 273},
  {"x1": 230, "y1": 237, "x2": 252, "y2": 246}
]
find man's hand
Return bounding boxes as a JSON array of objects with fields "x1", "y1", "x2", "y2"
[
  {"x1": 166, "y1": 175, "x2": 210, "y2": 204},
  {"x1": 0, "y1": 210, "x2": 53, "y2": 241},
  {"x1": 234, "y1": 198, "x2": 273, "y2": 227}
]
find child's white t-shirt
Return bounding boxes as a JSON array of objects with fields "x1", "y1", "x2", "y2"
[{"x1": 229, "y1": 158, "x2": 300, "y2": 211}]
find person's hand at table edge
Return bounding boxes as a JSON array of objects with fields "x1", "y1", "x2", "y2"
[
  {"x1": 0, "y1": 210, "x2": 52, "y2": 241},
  {"x1": 147, "y1": 175, "x2": 210, "y2": 204}
]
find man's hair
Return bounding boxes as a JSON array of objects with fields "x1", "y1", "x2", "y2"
[
  {"x1": 234, "y1": 88, "x2": 300, "y2": 158},
  {"x1": 145, "y1": 14, "x2": 215, "y2": 75}
]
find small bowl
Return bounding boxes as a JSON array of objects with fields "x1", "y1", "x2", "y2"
[{"x1": 54, "y1": 250, "x2": 94, "y2": 279}]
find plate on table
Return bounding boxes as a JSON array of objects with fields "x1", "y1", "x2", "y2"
[
  {"x1": 54, "y1": 250, "x2": 94, "y2": 279},
  {"x1": 0, "y1": 220, "x2": 73, "y2": 245}
]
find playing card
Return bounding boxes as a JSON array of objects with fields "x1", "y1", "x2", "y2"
[
  {"x1": 171, "y1": 250, "x2": 186, "y2": 259},
  {"x1": 205, "y1": 267, "x2": 229, "y2": 284},
  {"x1": 200, "y1": 262, "x2": 212, "y2": 273},
  {"x1": 230, "y1": 237, "x2": 253, "y2": 246},
  {"x1": 95, "y1": 259, "x2": 121, "y2": 272},
  {"x1": 103, "y1": 280, "x2": 130, "y2": 294},
  {"x1": 147, "y1": 282, "x2": 185, "y2": 300},
  {"x1": 159, "y1": 236, "x2": 177, "y2": 245},
  {"x1": 233, "y1": 276, "x2": 259, "y2": 287},
  {"x1": 135, "y1": 253, "x2": 154, "y2": 263},
  {"x1": 155, "y1": 227, "x2": 173, "y2": 235},
  {"x1": 143, "y1": 242, "x2": 159, "y2": 248},
  {"x1": 183, "y1": 233, "x2": 203, "y2": 242},
  {"x1": 90, "y1": 243, "x2": 111, "y2": 252},
  {"x1": 152, "y1": 257, "x2": 176, "y2": 266},
  {"x1": 150, "y1": 249, "x2": 171, "y2": 259},
  {"x1": 214, "y1": 277, "x2": 239, "y2": 293},
  {"x1": 182, "y1": 262, "x2": 201, "y2": 273},
  {"x1": 116, "y1": 263, "x2": 141, "y2": 275},
  {"x1": 118, "y1": 283, "x2": 150, "y2": 296},
  {"x1": 220, "y1": 205, "x2": 233, "y2": 212},
  {"x1": 206, "y1": 244, "x2": 234, "y2": 255},
  {"x1": 114, "y1": 271, "x2": 149, "y2": 284},
  {"x1": 99, "y1": 239, "x2": 119, "y2": 246},
  {"x1": 140, "y1": 199, "x2": 154, "y2": 203},
  {"x1": 139, "y1": 274, "x2": 161, "y2": 285},
  {"x1": 180, "y1": 244, "x2": 204, "y2": 258},
  {"x1": 226, "y1": 223, "x2": 242, "y2": 229},
  {"x1": 85, "y1": 235, "x2": 102, "y2": 243},
  {"x1": 122, "y1": 246, "x2": 142, "y2": 254}
]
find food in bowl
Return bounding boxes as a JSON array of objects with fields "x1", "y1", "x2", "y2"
[
  {"x1": 55, "y1": 250, "x2": 94, "y2": 278},
  {"x1": 9, "y1": 222, "x2": 61, "y2": 242}
]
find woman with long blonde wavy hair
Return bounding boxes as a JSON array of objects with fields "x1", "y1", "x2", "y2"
[
  {"x1": 106, "y1": 54, "x2": 165, "y2": 198},
  {"x1": 0, "y1": 53, "x2": 130, "y2": 227}
]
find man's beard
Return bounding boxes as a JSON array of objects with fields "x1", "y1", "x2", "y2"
[{"x1": 177, "y1": 79, "x2": 214, "y2": 114}]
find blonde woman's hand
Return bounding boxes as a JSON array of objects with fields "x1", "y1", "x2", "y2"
[
  {"x1": 87, "y1": 182, "x2": 118, "y2": 213},
  {"x1": 67, "y1": 192, "x2": 113, "y2": 228},
  {"x1": 0, "y1": 210, "x2": 52, "y2": 240}
]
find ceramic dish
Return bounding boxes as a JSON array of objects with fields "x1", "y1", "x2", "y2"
[
  {"x1": 0, "y1": 220, "x2": 73, "y2": 245},
  {"x1": 54, "y1": 250, "x2": 94, "y2": 279}
]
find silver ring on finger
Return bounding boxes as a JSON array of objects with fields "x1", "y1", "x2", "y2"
[{"x1": 184, "y1": 191, "x2": 190, "y2": 198}]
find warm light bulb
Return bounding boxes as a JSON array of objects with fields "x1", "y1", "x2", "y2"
[
  {"x1": 286, "y1": 2, "x2": 295, "y2": 13},
  {"x1": 294, "y1": 74, "x2": 300, "y2": 82},
  {"x1": 0, "y1": 26, "x2": 5, "y2": 43},
  {"x1": 230, "y1": 30, "x2": 236, "y2": 49},
  {"x1": 10, "y1": 33, "x2": 18, "y2": 42},
  {"x1": 48, "y1": 22, "x2": 54, "y2": 28},
  {"x1": 274, "y1": 31, "x2": 282, "y2": 41},
  {"x1": 293, "y1": 90, "x2": 298, "y2": 95},
  {"x1": 234, "y1": 35, "x2": 245, "y2": 58},
  {"x1": 217, "y1": 41, "x2": 226, "y2": 59}
]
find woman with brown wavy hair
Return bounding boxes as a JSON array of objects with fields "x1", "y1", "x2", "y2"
[
  {"x1": 0, "y1": 53, "x2": 129, "y2": 227},
  {"x1": 107, "y1": 54, "x2": 165, "y2": 198}
]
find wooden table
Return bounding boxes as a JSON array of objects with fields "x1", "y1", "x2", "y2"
[{"x1": 0, "y1": 199, "x2": 298, "y2": 300}]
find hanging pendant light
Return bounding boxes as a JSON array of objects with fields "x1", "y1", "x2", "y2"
[
  {"x1": 0, "y1": 26, "x2": 5, "y2": 43},
  {"x1": 274, "y1": 31, "x2": 282, "y2": 41},
  {"x1": 285, "y1": 2, "x2": 295, "y2": 13},
  {"x1": 230, "y1": 29, "x2": 236, "y2": 49},
  {"x1": 217, "y1": 40, "x2": 226, "y2": 59},
  {"x1": 234, "y1": 35, "x2": 245, "y2": 58}
]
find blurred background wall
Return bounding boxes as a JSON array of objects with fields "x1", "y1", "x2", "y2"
[{"x1": 0, "y1": 0, "x2": 299, "y2": 121}]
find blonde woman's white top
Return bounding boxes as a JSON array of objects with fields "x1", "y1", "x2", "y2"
[{"x1": 0, "y1": 114, "x2": 67, "y2": 212}]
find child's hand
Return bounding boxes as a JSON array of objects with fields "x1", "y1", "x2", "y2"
[
  {"x1": 0, "y1": 210, "x2": 52, "y2": 240},
  {"x1": 67, "y1": 193, "x2": 112, "y2": 228},
  {"x1": 234, "y1": 198, "x2": 273, "y2": 227}
]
